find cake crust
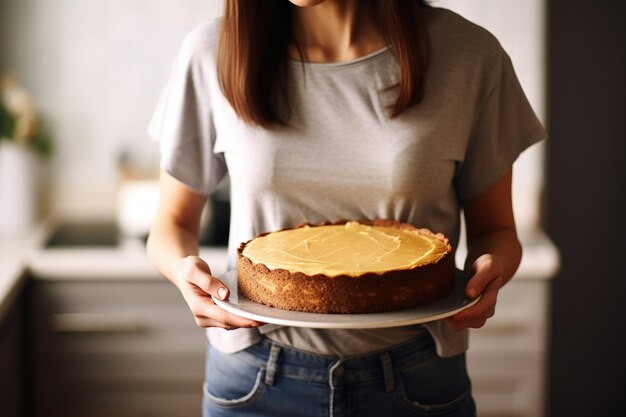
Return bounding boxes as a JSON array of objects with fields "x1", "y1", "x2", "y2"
[{"x1": 236, "y1": 219, "x2": 455, "y2": 314}]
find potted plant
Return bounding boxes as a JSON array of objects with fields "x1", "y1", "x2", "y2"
[{"x1": 0, "y1": 72, "x2": 53, "y2": 236}]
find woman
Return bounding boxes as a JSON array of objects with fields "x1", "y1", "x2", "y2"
[{"x1": 147, "y1": 1, "x2": 546, "y2": 416}]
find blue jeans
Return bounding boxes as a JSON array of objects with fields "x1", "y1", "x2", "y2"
[{"x1": 203, "y1": 333, "x2": 475, "y2": 417}]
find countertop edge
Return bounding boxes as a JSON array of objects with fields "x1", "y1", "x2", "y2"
[{"x1": 0, "y1": 220, "x2": 52, "y2": 322}]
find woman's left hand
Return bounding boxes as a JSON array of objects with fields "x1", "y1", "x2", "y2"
[{"x1": 444, "y1": 254, "x2": 503, "y2": 331}]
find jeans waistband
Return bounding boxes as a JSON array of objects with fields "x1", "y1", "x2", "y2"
[{"x1": 233, "y1": 332, "x2": 436, "y2": 388}]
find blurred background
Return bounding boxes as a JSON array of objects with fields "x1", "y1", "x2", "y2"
[{"x1": 0, "y1": 0, "x2": 624, "y2": 416}]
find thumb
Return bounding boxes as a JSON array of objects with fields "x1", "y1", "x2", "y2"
[
  {"x1": 178, "y1": 256, "x2": 230, "y2": 301},
  {"x1": 466, "y1": 254, "x2": 500, "y2": 299},
  {"x1": 206, "y1": 275, "x2": 230, "y2": 301}
]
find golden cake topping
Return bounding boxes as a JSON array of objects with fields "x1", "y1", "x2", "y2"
[{"x1": 242, "y1": 221, "x2": 450, "y2": 277}]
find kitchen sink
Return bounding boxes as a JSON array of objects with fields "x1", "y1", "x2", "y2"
[
  {"x1": 43, "y1": 192, "x2": 230, "y2": 249},
  {"x1": 44, "y1": 222, "x2": 122, "y2": 248},
  {"x1": 32, "y1": 220, "x2": 229, "y2": 281}
]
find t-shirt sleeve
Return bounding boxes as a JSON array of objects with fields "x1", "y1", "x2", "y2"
[
  {"x1": 454, "y1": 50, "x2": 547, "y2": 200},
  {"x1": 147, "y1": 28, "x2": 227, "y2": 196}
]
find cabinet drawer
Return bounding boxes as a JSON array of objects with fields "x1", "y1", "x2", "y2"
[
  {"x1": 49, "y1": 387, "x2": 203, "y2": 417},
  {"x1": 38, "y1": 280, "x2": 189, "y2": 314},
  {"x1": 63, "y1": 399, "x2": 202, "y2": 417},
  {"x1": 31, "y1": 280, "x2": 207, "y2": 376},
  {"x1": 28, "y1": 279, "x2": 209, "y2": 417},
  {"x1": 33, "y1": 280, "x2": 206, "y2": 353}
]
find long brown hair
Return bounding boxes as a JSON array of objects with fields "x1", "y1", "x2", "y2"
[{"x1": 218, "y1": 0, "x2": 430, "y2": 127}]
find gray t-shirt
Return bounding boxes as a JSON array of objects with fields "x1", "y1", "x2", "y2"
[{"x1": 148, "y1": 7, "x2": 546, "y2": 357}]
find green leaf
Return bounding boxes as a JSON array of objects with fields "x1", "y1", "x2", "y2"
[{"x1": 0, "y1": 102, "x2": 15, "y2": 139}]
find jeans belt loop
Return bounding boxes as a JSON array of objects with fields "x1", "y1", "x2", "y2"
[
  {"x1": 264, "y1": 343, "x2": 282, "y2": 386},
  {"x1": 379, "y1": 351, "x2": 396, "y2": 393}
]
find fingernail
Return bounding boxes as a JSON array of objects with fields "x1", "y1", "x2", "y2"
[
  {"x1": 468, "y1": 287, "x2": 477, "y2": 298},
  {"x1": 217, "y1": 287, "x2": 228, "y2": 300}
]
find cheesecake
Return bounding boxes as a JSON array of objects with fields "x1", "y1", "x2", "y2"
[{"x1": 236, "y1": 219, "x2": 455, "y2": 313}]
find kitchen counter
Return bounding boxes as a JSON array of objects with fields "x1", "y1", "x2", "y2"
[
  {"x1": 0, "y1": 219, "x2": 228, "y2": 322},
  {"x1": 27, "y1": 223, "x2": 229, "y2": 281},
  {"x1": 0, "y1": 223, "x2": 48, "y2": 321}
]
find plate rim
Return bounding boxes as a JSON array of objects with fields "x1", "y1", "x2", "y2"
[{"x1": 212, "y1": 269, "x2": 480, "y2": 329}]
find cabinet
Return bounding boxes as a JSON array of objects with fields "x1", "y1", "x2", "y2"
[
  {"x1": 0, "y1": 300, "x2": 25, "y2": 417},
  {"x1": 467, "y1": 277, "x2": 551, "y2": 417},
  {"x1": 26, "y1": 279, "x2": 208, "y2": 417},
  {"x1": 453, "y1": 227, "x2": 558, "y2": 417}
]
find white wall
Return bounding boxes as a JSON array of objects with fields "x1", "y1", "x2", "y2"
[{"x1": 1, "y1": 0, "x2": 225, "y2": 217}]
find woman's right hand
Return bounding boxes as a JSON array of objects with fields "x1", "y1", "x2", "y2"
[{"x1": 175, "y1": 256, "x2": 263, "y2": 330}]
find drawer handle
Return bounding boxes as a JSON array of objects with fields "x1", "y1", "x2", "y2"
[{"x1": 52, "y1": 313, "x2": 149, "y2": 333}]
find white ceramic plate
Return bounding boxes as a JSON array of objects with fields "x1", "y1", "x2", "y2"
[{"x1": 212, "y1": 269, "x2": 480, "y2": 329}]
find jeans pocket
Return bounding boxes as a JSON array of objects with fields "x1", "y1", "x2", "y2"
[
  {"x1": 203, "y1": 348, "x2": 266, "y2": 409},
  {"x1": 395, "y1": 354, "x2": 474, "y2": 416}
]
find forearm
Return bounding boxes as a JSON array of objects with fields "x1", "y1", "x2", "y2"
[
  {"x1": 146, "y1": 220, "x2": 200, "y2": 287},
  {"x1": 146, "y1": 171, "x2": 259, "y2": 329},
  {"x1": 464, "y1": 228, "x2": 522, "y2": 287}
]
